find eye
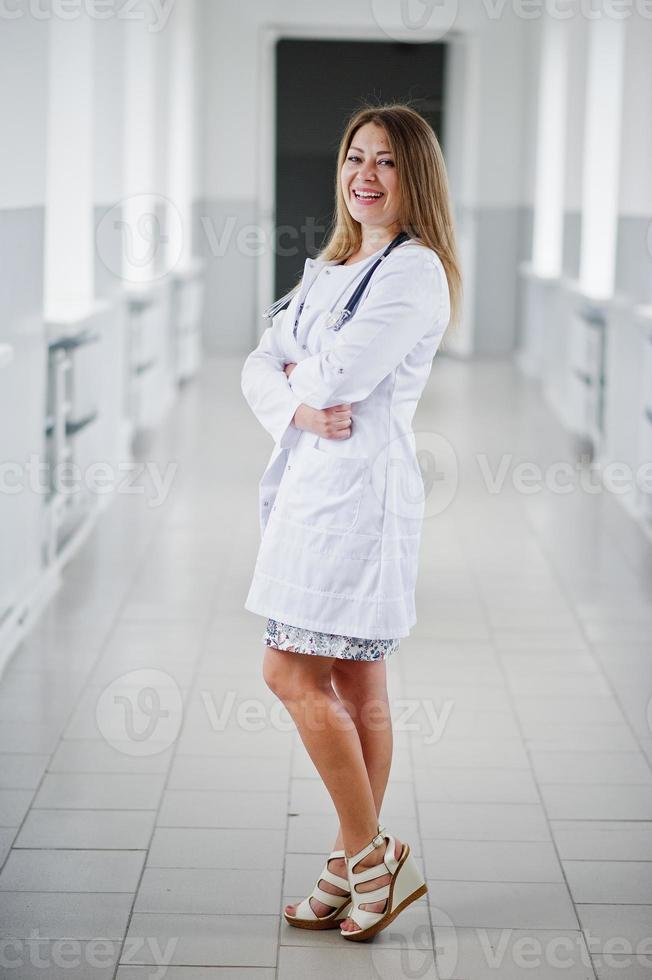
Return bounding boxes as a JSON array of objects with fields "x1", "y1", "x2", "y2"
[{"x1": 347, "y1": 155, "x2": 361, "y2": 163}]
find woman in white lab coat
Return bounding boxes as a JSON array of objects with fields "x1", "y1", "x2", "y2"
[{"x1": 241, "y1": 104, "x2": 461, "y2": 941}]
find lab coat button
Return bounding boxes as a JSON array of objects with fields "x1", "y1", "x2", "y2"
[
  {"x1": 338, "y1": 367, "x2": 344, "y2": 374},
  {"x1": 302, "y1": 344, "x2": 307, "y2": 350}
]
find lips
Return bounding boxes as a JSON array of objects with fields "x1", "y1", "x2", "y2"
[{"x1": 352, "y1": 189, "x2": 384, "y2": 203}]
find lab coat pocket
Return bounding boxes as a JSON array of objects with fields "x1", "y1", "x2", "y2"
[{"x1": 282, "y1": 444, "x2": 369, "y2": 533}]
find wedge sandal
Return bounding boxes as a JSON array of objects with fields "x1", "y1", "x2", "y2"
[{"x1": 340, "y1": 825, "x2": 428, "y2": 941}]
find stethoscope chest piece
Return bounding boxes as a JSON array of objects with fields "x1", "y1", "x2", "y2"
[{"x1": 325, "y1": 308, "x2": 351, "y2": 331}]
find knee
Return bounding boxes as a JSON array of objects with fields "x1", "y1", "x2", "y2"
[
  {"x1": 332, "y1": 668, "x2": 389, "y2": 714},
  {"x1": 262, "y1": 649, "x2": 295, "y2": 700}
]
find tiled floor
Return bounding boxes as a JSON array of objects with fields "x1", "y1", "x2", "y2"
[{"x1": 0, "y1": 354, "x2": 651, "y2": 979}]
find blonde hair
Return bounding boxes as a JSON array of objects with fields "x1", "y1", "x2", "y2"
[{"x1": 294, "y1": 102, "x2": 462, "y2": 329}]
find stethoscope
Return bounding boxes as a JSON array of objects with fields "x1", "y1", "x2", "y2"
[{"x1": 262, "y1": 231, "x2": 410, "y2": 335}]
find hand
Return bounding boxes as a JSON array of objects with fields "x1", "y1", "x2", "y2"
[
  {"x1": 292, "y1": 402, "x2": 353, "y2": 440},
  {"x1": 284, "y1": 362, "x2": 297, "y2": 378}
]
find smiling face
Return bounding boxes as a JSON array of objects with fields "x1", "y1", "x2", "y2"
[{"x1": 340, "y1": 121, "x2": 402, "y2": 240}]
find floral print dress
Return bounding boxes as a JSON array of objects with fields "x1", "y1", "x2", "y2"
[{"x1": 263, "y1": 618, "x2": 399, "y2": 661}]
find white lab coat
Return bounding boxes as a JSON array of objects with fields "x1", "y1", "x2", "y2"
[{"x1": 240, "y1": 239, "x2": 450, "y2": 639}]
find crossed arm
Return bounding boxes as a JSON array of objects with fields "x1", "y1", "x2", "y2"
[
  {"x1": 240, "y1": 248, "x2": 449, "y2": 445},
  {"x1": 239, "y1": 316, "x2": 353, "y2": 448}
]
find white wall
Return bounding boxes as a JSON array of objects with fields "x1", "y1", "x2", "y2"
[
  {"x1": 94, "y1": 18, "x2": 125, "y2": 208},
  {"x1": 619, "y1": 15, "x2": 652, "y2": 219},
  {"x1": 0, "y1": 18, "x2": 49, "y2": 209}
]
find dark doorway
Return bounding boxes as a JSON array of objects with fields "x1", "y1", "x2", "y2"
[{"x1": 274, "y1": 38, "x2": 447, "y2": 296}]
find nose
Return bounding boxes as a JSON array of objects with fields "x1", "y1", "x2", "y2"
[{"x1": 359, "y1": 161, "x2": 378, "y2": 181}]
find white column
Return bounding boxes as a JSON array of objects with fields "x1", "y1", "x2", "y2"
[
  {"x1": 532, "y1": 18, "x2": 569, "y2": 278},
  {"x1": 579, "y1": 18, "x2": 626, "y2": 299},
  {"x1": 43, "y1": 13, "x2": 94, "y2": 316},
  {"x1": 123, "y1": 16, "x2": 159, "y2": 285},
  {"x1": 166, "y1": 0, "x2": 197, "y2": 271},
  {"x1": 618, "y1": 15, "x2": 652, "y2": 226}
]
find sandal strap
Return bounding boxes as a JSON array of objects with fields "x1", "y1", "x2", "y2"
[
  {"x1": 348, "y1": 904, "x2": 386, "y2": 931},
  {"x1": 294, "y1": 892, "x2": 348, "y2": 920},
  {"x1": 345, "y1": 825, "x2": 388, "y2": 868},
  {"x1": 352, "y1": 883, "x2": 390, "y2": 905},
  {"x1": 312, "y1": 884, "x2": 350, "y2": 907},
  {"x1": 318, "y1": 866, "x2": 350, "y2": 891},
  {"x1": 351, "y1": 859, "x2": 390, "y2": 885}
]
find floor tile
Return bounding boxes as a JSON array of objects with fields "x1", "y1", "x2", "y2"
[
  {"x1": 32, "y1": 774, "x2": 166, "y2": 810},
  {"x1": 576, "y1": 904, "x2": 652, "y2": 950},
  {"x1": 157, "y1": 790, "x2": 287, "y2": 829},
  {"x1": 414, "y1": 767, "x2": 539, "y2": 804},
  {"x1": 134, "y1": 867, "x2": 282, "y2": 914},
  {"x1": 14, "y1": 809, "x2": 155, "y2": 849},
  {"x1": 427, "y1": 880, "x2": 578, "y2": 929},
  {"x1": 0, "y1": 892, "x2": 133, "y2": 939},
  {"x1": 0, "y1": 848, "x2": 145, "y2": 892},
  {"x1": 440, "y1": 927, "x2": 595, "y2": 980},
  {"x1": 563, "y1": 860, "x2": 652, "y2": 904},
  {"x1": 277, "y1": 945, "x2": 438, "y2": 979},
  {"x1": 539, "y1": 784, "x2": 652, "y2": 820},
  {"x1": 550, "y1": 821, "x2": 652, "y2": 860},
  {"x1": 147, "y1": 827, "x2": 286, "y2": 869},
  {"x1": 123, "y1": 913, "x2": 278, "y2": 967},
  {"x1": 422, "y1": 839, "x2": 563, "y2": 882},
  {"x1": 418, "y1": 803, "x2": 551, "y2": 842}
]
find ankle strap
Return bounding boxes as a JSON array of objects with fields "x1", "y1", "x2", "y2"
[{"x1": 347, "y1": 825, "x2": 387, "y2": 864}]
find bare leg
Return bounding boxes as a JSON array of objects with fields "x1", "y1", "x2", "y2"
[
  {"x1": 330, "y1": 657, "x2": 401, "y2": 932},
  {"x1": 263, "y1": 649, "x2": 401, "y2": 932}
]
